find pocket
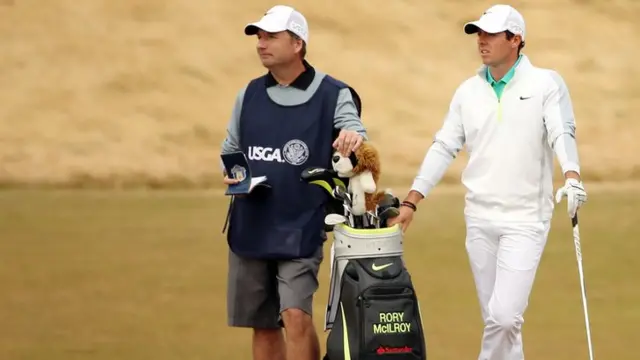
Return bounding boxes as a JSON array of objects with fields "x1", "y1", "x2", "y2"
[{"x1": 359, "y1": 286, "x2": 424, "y2": 359}]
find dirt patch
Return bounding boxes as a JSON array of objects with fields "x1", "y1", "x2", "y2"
[{"x1": 0, "y1": 0, "x2": 638, "y2": 187}]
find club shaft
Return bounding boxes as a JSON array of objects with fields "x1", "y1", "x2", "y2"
[{"x1": 572, "y1": 215, "x2": 595, "y2": 360}]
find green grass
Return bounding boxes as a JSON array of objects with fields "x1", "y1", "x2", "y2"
[{"x1": 0, "y1": 189, "x2": 637, "y2": 359}]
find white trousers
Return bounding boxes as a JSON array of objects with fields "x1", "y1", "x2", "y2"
[{"x1": 465, "y1": 216, "x2": 551, "y2": 360}]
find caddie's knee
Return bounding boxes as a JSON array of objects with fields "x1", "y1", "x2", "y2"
[
  {"x1": 281, "y1": 308, "x2": 313, "y2": 336},
  {"x1": 253, "y1": 327, "x2": 283, "y2": 343}
]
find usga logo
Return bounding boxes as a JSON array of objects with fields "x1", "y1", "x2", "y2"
[{"x1": 248, "y1": 139, "x2": 309, "y2": 166}]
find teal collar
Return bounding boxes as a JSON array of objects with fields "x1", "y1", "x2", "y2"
[{"x1": 486, "y1": 55, "x2": 523, "y2": 85}]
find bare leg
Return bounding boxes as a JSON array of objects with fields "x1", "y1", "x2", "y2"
[
  {"x1": 281, "y1": 308, "x2": 320, "y2": 360},
  {"x1": 253, "y1": 328, "x2": 286, "y2": 360}
]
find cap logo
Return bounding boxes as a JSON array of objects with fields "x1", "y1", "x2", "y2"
[
  {"x1": 507, "y1": 21, "x2": 523, "y2": 34},
  {"x1": 289, "y1": 21, "x2": 307, "y2": 38}
]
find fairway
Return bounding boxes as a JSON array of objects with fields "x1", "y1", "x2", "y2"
[{"x1": 0, "y1": 189, "x2": 637, "y2": 359}]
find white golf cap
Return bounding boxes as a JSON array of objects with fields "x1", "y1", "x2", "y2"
[
  {"x1": 463, "y1": 4, "x2": 526, "y2": 40},
  {"x1": 244, "y1": 5, "x2": 309, "y2": 44}
]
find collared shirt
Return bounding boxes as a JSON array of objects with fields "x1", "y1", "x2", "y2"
[
  {"x1": 264, "y1": 60, "x2": 315, "y2": 90},
  {"x1": 486, "y1": 54, "x2": 523, "y2": 99}
]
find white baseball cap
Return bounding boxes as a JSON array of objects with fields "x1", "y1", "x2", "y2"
[
  {"x1": 244, "y1": 5, "x2": 309, "y2": 44},
  {"x1": 463, "y1": 4, "x2": 526, "y2": 41}
]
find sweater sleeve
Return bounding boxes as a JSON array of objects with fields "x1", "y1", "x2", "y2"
[
  {"x1": 411, "y1": 86, "x2": 466, "y2": 197},
  {"x1": 219, "y1": 86, "x2": 247, "y2": 172},
  {"x1": 542, "y1": 71, "x2": 581, "y2": 175}
]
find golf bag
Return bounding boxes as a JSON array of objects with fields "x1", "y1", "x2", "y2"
[{"x1": 323, "y1": 224, "x2": 427, "y2": 360}]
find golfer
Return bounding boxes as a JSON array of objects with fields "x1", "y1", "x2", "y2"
[
  {"x1": 388, "y1": 4, "x2": 587, "y2": 359},
  {"x1": 220, "y1": 5, "x2": 367, "y2": 360}
]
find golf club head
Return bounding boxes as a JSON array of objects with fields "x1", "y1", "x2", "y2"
[
  {"x1": 376, "y1": 193, "x2": 400, "y2": 221},
  {"x1": 377, "y1": 193, "x2": 400, "y2": 209},
  {"x1": 332, "y1": 185, "x2": 351, "y2": 205},
  {"x1": 378, "y1": 207, "x2": 400, "y2": 228},
  {"x1": 331, "y1": 185, "x2": 357, "y2": 227},
  {"x1": 325, "y1": 213, "x2": 347, "y2": 226},
  {"x1": 301, "y1": 167, "x2": 348, "y2": 231},
  {"x1": 300, "y1": 167, "x2": 347, "y2": 196}
]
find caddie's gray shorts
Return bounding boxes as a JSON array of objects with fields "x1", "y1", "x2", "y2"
[{"x1": 227, "y1": 246, "x2": 324, "y2": 329}]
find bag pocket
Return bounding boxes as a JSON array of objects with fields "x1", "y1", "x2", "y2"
[{"x1": 359, "y1": 286, "x2": 424, "y2": 359}]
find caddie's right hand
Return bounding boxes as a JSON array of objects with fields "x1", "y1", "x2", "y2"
[{"x1": 387, "y1": 205, "x2": 415, "y2": 234}]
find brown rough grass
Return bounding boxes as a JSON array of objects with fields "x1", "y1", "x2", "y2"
[
  {"x1": 0, "y1": 0, "x2": 638, "y2": 188},
  {"x1": 0, "y1": 189, "x2": 638, "y2": 359}
]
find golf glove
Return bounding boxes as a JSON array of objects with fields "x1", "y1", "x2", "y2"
[{"x1": 555, "y1": 178, "x2": 587, "y2": 218}]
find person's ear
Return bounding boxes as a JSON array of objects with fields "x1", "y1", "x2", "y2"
[
  {"x1": 513, "y1": 35, "x2": 522, "y2": 48},
  {"x1": 291, "y1": 37, "x2": 302, "y2": 51}
]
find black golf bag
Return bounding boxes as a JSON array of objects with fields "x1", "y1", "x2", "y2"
[{"x1": 323, "y1": 224, "x2": 427, "y2": 360}]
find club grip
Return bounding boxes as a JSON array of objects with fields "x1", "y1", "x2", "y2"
[{"x1": 571, "y1": 214, "x2": 578, "y2": 227}]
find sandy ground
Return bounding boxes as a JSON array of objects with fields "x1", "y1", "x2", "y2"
[{"x1": 0, "y1": 0, "x2": 638, "y2": 187}]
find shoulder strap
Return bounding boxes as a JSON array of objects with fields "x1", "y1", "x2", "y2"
[
  {"x1": 347, "y1": 86, "x2": 362, "y2": 117},
  {"x1": 323, "y1": 75, "x2": 363, "y2": 118}
]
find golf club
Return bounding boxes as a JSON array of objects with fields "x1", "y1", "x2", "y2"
[
  {"x1": 325, "y1": 213, "x2": 348, "y2": 226},
  {"x1": 366, "y1": 210, "x2": 379, "y2": 228},
  {"x1": 301, "y1": 167, "x2": 350, "y2": 229},
  {"x1": 333, "y1": 185, "x2": 355, "y2": 227},
  {"x1": 571, "y1": 214, "x2": 595, "y2": 360},
  {"x1": 377, "y1": 192, "x2": 400, "y2": 210},
  {"x1": 300, "y1": 167, "x2": 346, "y2": 193},
  {"x1": 378, "y1": 206, "x2": 400, "y2": 228},
  {"x1": 375, "y1": 192, "x2": 400, "y2": 227},
  {"x1": 339, "y1": 190, "x2": 365, "y2": 228}
]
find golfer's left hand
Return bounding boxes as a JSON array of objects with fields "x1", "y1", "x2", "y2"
[
  {"x1": 333, "y1": 130, "x2": 363, "y2": 156},
  {"x1": 555, "y1": 178, "x2": 587, "y2": 218}
]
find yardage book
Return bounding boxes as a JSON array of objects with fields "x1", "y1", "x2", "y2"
[{"x1": 221, "y1": 151, "x2": 270, "y2": 195}]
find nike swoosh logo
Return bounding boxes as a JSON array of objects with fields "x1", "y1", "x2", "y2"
[
  {"x1": 308, "y1": 168, "x2": 324, "y2": 174},
  {"x1": 371, "y1": 263, "x2": 393, "y2": 271},
  {"x1": 519, "y1": 96, "x2": 532, "y2": 100}
]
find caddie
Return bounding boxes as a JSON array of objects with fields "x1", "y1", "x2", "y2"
[
  {"x1": 219, "y1": 5, "x2": 367, "y2": 360},
  {"x1": 388, "y1": 4, "x2": 588, "y2": 359}
]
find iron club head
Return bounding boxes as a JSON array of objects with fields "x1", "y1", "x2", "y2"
[{"x1": 378, "y1": 207, "x2": 400, "y2": 228}]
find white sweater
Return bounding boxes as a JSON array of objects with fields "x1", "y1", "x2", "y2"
[{"x1": 411, "y1": 55, "x2": 580, "y2": 222}]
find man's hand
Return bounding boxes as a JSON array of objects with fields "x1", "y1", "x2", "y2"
[
  {"x1": 386, "y1": 191, "x2": 423, "y2": 234},
  {"x1": 333, "y1": 129, "x2": 363, "y2": 156},
  {"x1": 223, "y1": 174, "x2": 246, "y2": 198},
  {"x1": 555, "y1": 177, "x2": 587, "y2": 218},
  {"x1": 223, "y1": 175, "x2": 240, "y2": 185},
  {"x1": 387, "y1": 205, "x2": 415, "y2": 233}
]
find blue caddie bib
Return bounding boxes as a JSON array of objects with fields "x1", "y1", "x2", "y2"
[{"x1": 227, "y1": 74, "x2": 354, "y2": 259}]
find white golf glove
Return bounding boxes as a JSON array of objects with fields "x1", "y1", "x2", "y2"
[{"x1": 555, "y1": 178, "x2": 587, "y2": 218}]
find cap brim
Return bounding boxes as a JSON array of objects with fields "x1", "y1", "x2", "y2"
[
  {"x1": 463, "y1": 20, "x2": 507, "y2": 35},
  {"x1": 244, "y1": 20, "x2": 287, "y2": 36}
]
